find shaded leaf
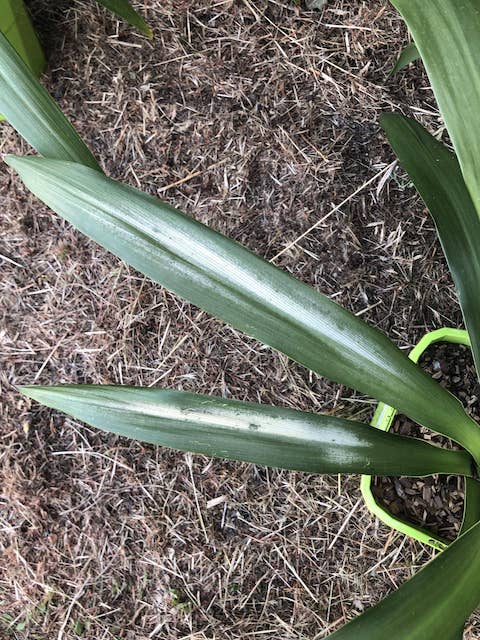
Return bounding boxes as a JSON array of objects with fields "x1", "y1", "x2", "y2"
[
  {"x1": 391, "y1": 0, "x2": 480, "y2": 214},
  {"x1": 461, "y1": 478, "x2": 480, "y2": 535},
  {"x1": 381, "y1": 114, "x2": 480, "y2": 381},
  {"x1": 389, "y1": 41, "x2": 420, "y2": 78}
]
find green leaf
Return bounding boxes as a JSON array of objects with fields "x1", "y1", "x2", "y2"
[
  {"x1": 0, "y1": 33, "x2": 100, "y2": 171},
  {"x1": 19, "y1": 385, "x2": 475, "y2": 477},
  {"x1": 381, "y1": 114, "x2": 480, "y2": 380},
  {"x1": 389, "y1": 41, "x2": 420, "y2": 78},
  {"x1": 390, "y1": 0, "x2": 480, "y2": 214},
  {"x1": 461, "y1": 478, "x2": 480, "y2": 535},
  {"x1": 327, "y1": 518, "x2": 480, "y2": 639},
  {"x1": 7, "y1": 156, "x2": 480, "y2": 462},
  {"x1": 0, "y1": 0, "x2": 46, "y2": 78},
  {"x1": 95, "y1": 0, "x2": 153, "y2": 38}
]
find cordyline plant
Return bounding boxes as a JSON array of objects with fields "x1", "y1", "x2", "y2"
[{"x1": 2, "y1": 1, "x2": 480, "y2": 638}]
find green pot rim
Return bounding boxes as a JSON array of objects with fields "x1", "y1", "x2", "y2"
[{"x1": 360, "y1": 327, "x2": 472, "y2": 551}]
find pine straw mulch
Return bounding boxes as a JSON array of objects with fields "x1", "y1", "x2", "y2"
[{"x1": 1, "y1": 0, "x2": 480, "y2": 638}]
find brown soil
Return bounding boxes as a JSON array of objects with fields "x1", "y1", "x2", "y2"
[
  {"x1": 2, "y1": 1, "x2": 480, "y2": 639},
  {"x1": 373, "y1": 342, "x2": 480, "y2": 542}
]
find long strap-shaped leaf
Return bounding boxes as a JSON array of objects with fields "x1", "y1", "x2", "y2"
[
  {"x1": 0, "y1": 33, "x2": 100, "y2": 171},
  {"x1": 95, "y1": 0, "x2": 153, "y2": 38},
  {"x1": 19, "y1": 385, "x2": 475, "y2": 477},
  {"x1": 381, "y1": 114, "x2": 480, "y2": 380},
  {"x1": 327, "y1": 518, "x2": 480, "y2": 639},
  {"x1": 391, "y1": 0, "x2": 480, "y2": 214},
  {"x1": 7, "y1": 155, "x2": 480, "y2": 462}
]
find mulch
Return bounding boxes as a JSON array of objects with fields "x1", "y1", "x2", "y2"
[
  {"x1": 2, "y1": 1, "x2": 480, "y2": 638},
  {"x1": 373, "y1": 342, "x2": 480, "y2": 541}
]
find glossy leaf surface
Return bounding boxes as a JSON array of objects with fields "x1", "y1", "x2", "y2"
[
  {"x1": 19, "y1": 385, "x2": 475, "y2": 477},
  {"x1": 0, "y1": 33, "x2": 100, "y2": 170},
  {"x1": 7, "y1": 155, "x2": 480, "y2": 462}
]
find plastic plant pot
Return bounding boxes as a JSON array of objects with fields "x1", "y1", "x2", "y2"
[
  {"x1": 0, "y1": 0, "x2": 45, "y2": 121},
  {"x1": 361, "y1": 327, "x2": 472, "y2": 551}
]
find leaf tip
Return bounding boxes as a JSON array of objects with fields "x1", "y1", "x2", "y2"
[
  {"x1": 19, "y1": 385, "x2": 40, "y2": 400},
  {"x1": 3, "y1": 154, "x2": 38, "y2": 173},
  {"x1": 3, "y1": 154, "x2": 20, "y2": 169},
  {"x1": 379, "y1": 112, "x2": 393, "y2": 129},
  {"x1": 19, "y1": 385, "x2": 54, "y2": 405},
  {"x1": 379, "y1": 112, "x2": 404, "y2": 134}
]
